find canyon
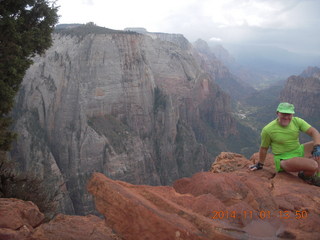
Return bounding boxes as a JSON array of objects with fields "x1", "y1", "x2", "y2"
[
  {"x1": 4, "y1": 23, "x2": 320, "y2": 240},
  {"x1": 9, "y1": 24, "x2": 320, "y2": 217},
  {"x1": 10, "y1": 25, "x2": 257, "y2": 215}
]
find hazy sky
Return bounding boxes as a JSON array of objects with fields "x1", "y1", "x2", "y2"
[{"x1": 56, "y1": 0, "x2": 320, "y2": 55}]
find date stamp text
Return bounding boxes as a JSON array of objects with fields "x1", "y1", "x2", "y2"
[{"x1": 212, "y1": 210, "x2": 308, "y2": 220}]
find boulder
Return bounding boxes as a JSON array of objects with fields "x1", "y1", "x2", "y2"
[
  {"x1": 0, "y1": 199, "x2": 120, "y2": 240},
  {"x1": 0, "y1": 198, "x2": 44, "y2": 240},
  {"x1": 30, "y1": 214, "x2": 121, "y2": 240}
]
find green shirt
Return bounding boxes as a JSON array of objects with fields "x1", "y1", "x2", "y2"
[{"x1": 260, "y1": 117, "x2": 311, "y2": 155}]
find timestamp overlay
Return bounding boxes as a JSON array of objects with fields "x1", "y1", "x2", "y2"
[{"x1": 211, "y1": 210, "x2": 308, "y2": 220}]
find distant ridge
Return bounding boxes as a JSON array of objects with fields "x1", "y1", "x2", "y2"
[
  {"x1": 54, "y1": 23, "x2": 135, "y2": 36},
  {"x1": 55, "y1": 23, "x2": 83, "y2": 29},
  {"x1": 124, "y1": 27, "x2": 148, "y2": 33}
]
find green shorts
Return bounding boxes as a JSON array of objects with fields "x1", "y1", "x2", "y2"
[{"x1": 273, "y1": 145, "x2": 305, "y2": 172}]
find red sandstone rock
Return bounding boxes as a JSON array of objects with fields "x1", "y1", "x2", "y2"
[
  {"x1": 1, "y1": 152, "x2": 319, "y2": 240},
  {"x1": 0, "y1": 198, "x2": 44, "y2": 240},
  {"x1": 210, "y1": 152, "x2": 250, "y2": 173},
  {"x1": 0, "y1": 198, "x2": 44, "y2": 230},
  {"x1": 88, "y1": 152, "x2": 320, "y2": 240},
  {"x1": 30, "y1": 214, "x2": 121, "y2": 240},
  {"x1": 0, "y1": 199, "x2": 120, "y2": 240},
  {"x1": 88, "y1": 172, "x2": 238, "y2": 240}
]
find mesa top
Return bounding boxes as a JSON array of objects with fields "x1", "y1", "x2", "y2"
[{"x1": 261, "y1": 117, "x2": 311, "y2": 155}]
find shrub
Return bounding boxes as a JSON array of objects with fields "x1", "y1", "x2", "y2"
[{"x1": 0, "y1": 151, "x2": 58, "y2": 220}]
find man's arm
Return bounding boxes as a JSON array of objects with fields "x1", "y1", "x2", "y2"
[
  {"x1": 306, "y1": 127, "x2": 320, "y2": 146},
  {"x1": 306, "y1": 127, "x2": 320, "y2": 161},
  {"x1": 249, "y1": 146, "x2": 268, "y2": 171},
  {"x1": 258, "y1": 146, "x2": 269, "y2": 164}
]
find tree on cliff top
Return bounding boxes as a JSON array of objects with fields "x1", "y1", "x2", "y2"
[
  {"x1": 0, "y1": 0, "x2": 59, "y2": 151},
  {"x1": 0, "y1": 0, "x2": 59, "y2": 219}
]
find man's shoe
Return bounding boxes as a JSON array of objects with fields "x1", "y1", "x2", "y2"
[
  {"x1": 298, "y1": 172, "x2": 320, "y2": 187},
  {"x1": 311, "y1": 176, "x2": 320, "y2": 186}
]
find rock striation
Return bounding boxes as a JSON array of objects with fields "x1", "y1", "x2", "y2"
[
  {"x1": 1, "y1": 152, "x2": 319, "y2": 239},
  {"x1": 11, "y1": 25, "x2": 258, "y2": 215}
]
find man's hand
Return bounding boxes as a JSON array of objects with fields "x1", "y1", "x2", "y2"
[
  {"x1": 312, "y1": 144, "x2": 320, "y2": 160},
  {"x1": 249, "y1": 162, "x2": 264, "y2": 171}
]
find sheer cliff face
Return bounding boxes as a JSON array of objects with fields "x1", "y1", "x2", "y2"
[
  {"x1": 280, "y1": 66, "x2": 320, "y2": 118},
  {"x1": 11, "y1": 28, "x2": 237, "y2": 215}
]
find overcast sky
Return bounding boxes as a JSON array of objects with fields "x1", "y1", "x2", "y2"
[{"x1": 56, "y1": 0, "x2": 320, "y2": 55}]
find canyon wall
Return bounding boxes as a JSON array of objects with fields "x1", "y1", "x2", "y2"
[
  {"x1": 280, "y1": 66, "x2": 320, "y2": 124},
  {"x1": 11, "y1": 25, "x2": 257, "y2": 215}
]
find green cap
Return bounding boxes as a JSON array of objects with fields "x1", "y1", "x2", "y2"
[{"x1": 277, "y1": 102, "x2": 295, "y2": 114}]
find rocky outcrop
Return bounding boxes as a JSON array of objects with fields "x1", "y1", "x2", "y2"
[
  {"x1": 280, "y1": 66, "x2": 320, "y2": 118},
  {"x1": 300, "y1": 66, "x2": 320, "y2": 79},
  {"x1": 1, "y1": 152, "x2": 319, "y2": 239},
  {"x1": 0, "y1": 198, "x2": 44, "y2": 239},
  {"x1": 0, "y1": 198, "x2": 121, "y2": 240},
  {"x1": 11, "y1": 25, "x2": 258, "y2": 215},
  {"x1": 30, "y1": 214, "x2": 121, "y2": 240},
  {"x1": 87, "y1": 152, "x2": 320, "y2": 240}
]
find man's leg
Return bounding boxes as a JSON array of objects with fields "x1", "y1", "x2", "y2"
[
  {"x1": 280, "y1": 156, "x2": 320, "y2": 186},
  {"x1": 303, "y1": 141, "x2": 314, "y2": 157},
  {"x1": 280, "y1": 157, "x2": 318, "y2": 176},
  {"x1": 304, "y1": 141, "x2": 320, "y2": 177}
]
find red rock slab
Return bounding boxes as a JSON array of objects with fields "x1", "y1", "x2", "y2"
[
  {"x1": 87, "y1": 151, "x2": 320, "y2": 240},
  {"x1": 270, "y1": 172, "x2": 320, "y2": 239},
  {"x1": 211, "y1": 152, "x2": 275, "y2": 176},
  {"x1": 87, "y1": 172, "x2": 247, "y2": 240},
  {"x1": 210, "y1": 152, "x2": 251, "y2": 173},
  {"x1": 0, "y1": 198, "x2": 44, "y2": 240},
  {"x1": 173, "y1": 172, "x2": 264, "y2": 210},
  {"x1": 30, "y1": 214, "x2": 121, "y2": 240},
  {"x1": 0, "y1": 224, "x2": 32, "y2": 240},
  {"x1": 175, "y1": 151, "x2": 320, "y2": 240},
  {"x1": 0, "y1": 198, "x2": 44, "y2": 230}
]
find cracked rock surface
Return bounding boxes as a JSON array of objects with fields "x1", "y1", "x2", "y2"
[
  {"x1": 87, "y1": 152, "x2": 320, "y2": 240},
  {"x1": 1, "y1": 152, "x2": 319, "y2": 239}
]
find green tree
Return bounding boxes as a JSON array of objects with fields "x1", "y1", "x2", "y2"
[
  {"x1": 0, "y1": 0, "x2": 59, "y2": 151},
  {"x1": 0, "y1": 0, "x2": 59, "y2": 218}
]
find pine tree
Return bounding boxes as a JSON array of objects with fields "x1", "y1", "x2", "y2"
[
  {"x1": 0, "y1": 0, "x2": 59, "y2": 217},
  {"x1": 0, "y1": 0, "x2": 58, "y2": 151}
]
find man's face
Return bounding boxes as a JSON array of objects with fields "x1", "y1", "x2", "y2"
[{"x1": 277, "y1": 112, "x2": 293, "y2": 126}]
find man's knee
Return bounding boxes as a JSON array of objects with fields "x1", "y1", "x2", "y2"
[
  {"x1": 279, "y1": 159, "x2": 294, "y2": 171},
  {"x1": 305, "y1": 159, "x2": 319, "y2": 172},
  {"x1": 280, "y1": 157, "x2": 318, "y2": 172},
  {"x1": 311, "y1": 160, "x2": 319, "y2": 171}
]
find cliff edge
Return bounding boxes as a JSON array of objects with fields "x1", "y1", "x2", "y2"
[{"x1": 1, "y1": 152, "x2": 319, "y2": 239}]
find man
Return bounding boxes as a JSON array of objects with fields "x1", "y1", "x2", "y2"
[{"x1": 249, "y1": 102, "x2": 320, "y2": 186}]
